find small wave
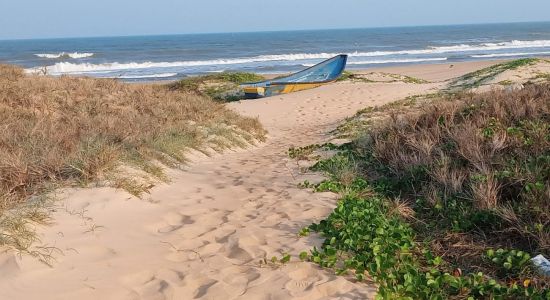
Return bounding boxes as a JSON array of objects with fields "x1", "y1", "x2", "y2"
[
  {"x1": 28, "y1": 57, "x2": 339, "y2": 75},
  {"x1": 115, "y1": 73, "x2": 178, "y2": 79},
  {"x1": 432, "y1": 40, "x2": 550, "y2": 52},
  {"x1": 242, "y1": 40, "x2": 550, "y2": 60},
  {"x1": 35, "y1": 52, "x2": 94, "y2": 59},
  {"x1": 470, "y1": 51, "x2": 550, "y2": 58},
  {"x1": 28, "y1": 56, "x2": 447, "y2": 75},
  {"x1": 344, "y1": 40, "x2": 550, "y2": 57},
  {"x1": 25, "y1": 39, "x2": 550, "y2": 75},
  {"x1": 301, "y1": 57, "x2": 448, "y2": 67},
  {"x1": 347, "y1": 57, "x2": 448, "y2": 65}
]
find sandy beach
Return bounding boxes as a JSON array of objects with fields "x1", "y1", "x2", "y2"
[{"x1": 0, "y1": 60, "x2": 545, "y2": 299}]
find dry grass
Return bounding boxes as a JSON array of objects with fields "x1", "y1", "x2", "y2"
[
  {"x1": 447, "y1": 58, "x2": 540, "y2": 91},
  {"x1": 0, "y1": 64, "x2": 265, "y2": 251},
  {"x1": 358, "y1": 84, "x2": 550, "y2": 257},
  {"x1": 169, "y1": 72, "x2": 265, "y2": 101}
]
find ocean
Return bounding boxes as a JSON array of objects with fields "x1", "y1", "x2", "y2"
[{"x1": 1, "y1": 22, "x2": 550, "y2": 82}]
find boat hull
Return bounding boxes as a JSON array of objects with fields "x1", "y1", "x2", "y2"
[{"x1": 241, "y1": 54, "x2": 348, "y2": 98}]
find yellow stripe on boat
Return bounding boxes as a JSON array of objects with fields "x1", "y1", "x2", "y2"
[
  {"x1": 243, "y1": 87, "x2": 264, "y2": 94},
  {"x1": 281, "y1": 82, "x2": 324, "y2": 94}
]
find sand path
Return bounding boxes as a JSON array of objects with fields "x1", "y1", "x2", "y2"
[{"x1": 0, "y1": 63, "x2": 484, "y2": 300}]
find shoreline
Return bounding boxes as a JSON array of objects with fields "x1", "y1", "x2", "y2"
[{"x1": 138, "y1": 57, "x2": 549, "y2": 84}]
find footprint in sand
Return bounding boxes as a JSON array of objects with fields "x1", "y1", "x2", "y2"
[
  {"x1": 155, "y1": 268, "x2": 186, "y2": 287},
  {"x1": 222, "y1": 236, "x2": 253, "y2": 263},
  {"x1": 149, "y1": 212, "x2": 196, "y2": 234},
  {"x1": 179, "y1": 273, "x2": 219, "y2": 299},
  {"x1": 218, "y1": 266, "x2": 260, "y2": 297},
  {"x1": 120, "y1": 271, "x2": 173, "y2": 300},
  {"x1": 285, "y1": 279, "x2": 315, "y2": 295},
  {"x1": 283, "y1": 265, "x2": 321, "y2": 296}
]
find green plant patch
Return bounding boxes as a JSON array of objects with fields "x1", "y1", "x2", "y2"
[
  {"x1": 294, "y1": 83, "x2": 550, "y2": 299},
  {"x1": 170, "y1": 72, "x2": 265, "y2": 101},
  {"x1": 336, "y1": 71, "x2": 375, "y2": 83},
  {"x1": 447, "y1": 58, "x2": 539, "y2": 91},
  {"x1": 534, "y1": 73, "x2": 550, "y2": 81},
  {"x1": 337, "y1": 71, "x2": 429, "y2": 84}
]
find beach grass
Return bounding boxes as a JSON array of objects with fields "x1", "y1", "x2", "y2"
[
  {"x1": 0, "y1": 65, "x2": 265, "y2": 253},
  {"x1": 295, "y1": 84, "x2": 550, "y2": 298},
  {"x1": 170, "y1": 72, "x2": 265, "y2": 101},
  {"x1": 336, "y1": 70, "x2": 428, "y2": 84},
  {"x1": 534, "y1": 72, "x2": 550, "y2": 81},
  {"x1": 448, "y1": 58, "x2": 539, "y2": 91}
]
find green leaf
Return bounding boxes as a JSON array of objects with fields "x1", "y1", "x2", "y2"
[{"x1": 280, "y1": 254, "x2": 291, "y2": 264}]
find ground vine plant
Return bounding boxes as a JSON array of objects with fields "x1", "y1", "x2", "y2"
[{"x1": 293, "y1": 84, "x2": 550, "y2": 299}]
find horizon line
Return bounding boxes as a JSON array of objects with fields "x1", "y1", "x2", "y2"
[{"x1": 2, "y1": 20, "x2": 550, "y2": 42}]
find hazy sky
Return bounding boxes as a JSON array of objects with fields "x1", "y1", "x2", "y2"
[{"x1": 1, "y1": 0, "x2": 549, "y2": 40}]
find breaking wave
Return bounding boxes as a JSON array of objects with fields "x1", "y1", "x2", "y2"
[
  {"x1": 343, "y1": 40, "x2": 550, "y2": 57},
  {"x1": 470, "y1": 51, "x2": 550, "y2": 58},
  {"x1": 35, "y1": 52, "x2": 94, "y2": 59},
  {"x1": 115, "y1": 73, "x2": 178, "y2": 79},
  {"x1": 347, "y1": 57, "x2": 448, "y2": 65},
  {"x1": 301, "y1": 57, "x2": 448, "y2": 67},
  {"x1": 25, "y1": 39, "x2": 550, "y2": 76}
]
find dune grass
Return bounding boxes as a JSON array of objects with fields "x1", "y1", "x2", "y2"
[
  {"x1": 364, "y1": 85, "x2": 550, "y2": 254},
  {"x1": 0, "y1": 65, "x2": 265, "y2": 254},
  {"x1": 293, "y1": 84, "x2": 550, "y2": 298},
  {"x1": 169, "y1": 72, "x2": 265, "y2": 101},
  {"x1": 447, "y1": 58, "x2": 540, "y2": 91},
  {"x1": 534, "y1": 73, "x2": 550, "y2": 82},
  {"x1": 336, "y1": 70, "x2": 429, "y2": 84}
]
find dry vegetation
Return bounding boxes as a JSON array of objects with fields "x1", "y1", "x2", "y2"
[
  {"x1": 294, "y1": 61, "x2": 550, "y2": 297},
  {"x1": 169, "y1": 72, "x2": 265, "y2": 101},
  {"x1": 0, "y1": 65, "x2": 265, "y2": 253},
  {"x1": 361, "y1": 85, "x2": 549, "y2": 255},
  {"x1": 337, "y1": 70, "x2": 429, "y2": 84}
]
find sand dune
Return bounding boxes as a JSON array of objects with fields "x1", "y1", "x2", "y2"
[{"x1": 0, "y1": 61, "x2": 506, "y2": 299}]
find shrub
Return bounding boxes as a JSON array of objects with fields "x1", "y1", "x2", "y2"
[
  {"x1": 0, "y1": 64, "x2": 265, "y2": 214},
  {"x1": 361, "y1": 84, "x2": 550, "y2": 255},
  {"x1": 294, "y1": 83, "x2": 550, "y2": 298},
  {"x1": 169, "y1": 72, "x2": 265, "y2": 101}
]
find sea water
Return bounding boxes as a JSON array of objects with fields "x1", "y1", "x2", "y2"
[{"x1": 1, "y1": 22, "x2": 549, "y2": 82}]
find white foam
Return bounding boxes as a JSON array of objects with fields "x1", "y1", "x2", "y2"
[
  {"x1": 344, "y1": 40, "x2": 550, "y2": 57},
  {"x1": 33, "y1": 55, "x2": 343, "y2": 75},
  {"x1": 239, "y1": 40, "x2": 550, "y2": 60},
  {"x1": 347, "y1": 57, "x2": 448, "y2": 65},
  {"x1": 115, "y1": 73, "x2": 178, "y2": 79},
  {"x1": 35, "y1": 52, "x2": 94, "y2": 59},
  {"x1": 470, "y1": 51, "x2": 550, "y2": 58},
  {"x1": 302, "y1": 57, "x2": 448, "y2": 67},
  {"x1": 29, "y1": 55, "x2": 441, "y2": 75},
  {"x1": 25, "y1": 39, "x2": 550, "y2": 76}
]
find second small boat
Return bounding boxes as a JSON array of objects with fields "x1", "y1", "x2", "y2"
[{"x1": 240, "y1": 54, "x2": 348, "y2": 98}]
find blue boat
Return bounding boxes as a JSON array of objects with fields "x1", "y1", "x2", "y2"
[{"x1": 241, "y1": 54, "x2": 348, "y2": 98}]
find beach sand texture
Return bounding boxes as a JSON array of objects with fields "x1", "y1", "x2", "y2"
[{"x1": 0, "y1": 61, "x2": 524, "y2": 299}]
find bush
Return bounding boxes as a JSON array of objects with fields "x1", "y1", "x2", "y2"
[
  {"x1": 0, "y1": 65, "x2": 265, "y2": 213},
  {"x1": 294, "y1": 84, "x2": 550, "y2": 298},
  {"x1": 362, "y1": 84, "x2": 550, "y2": 255},
  {"x1": 170, "y1": 72, "x2": 265, "y2": 101}
]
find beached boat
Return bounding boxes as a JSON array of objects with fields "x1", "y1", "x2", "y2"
[{"x1": 241, "y1": 54, "x2": 348, "y2": 98}]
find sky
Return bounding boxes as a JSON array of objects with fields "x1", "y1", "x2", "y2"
[{"x1": 1, "y1": 0, "x2": 549, "y2": 40}]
